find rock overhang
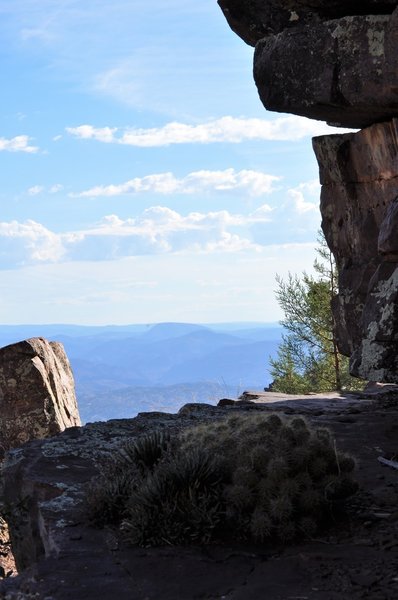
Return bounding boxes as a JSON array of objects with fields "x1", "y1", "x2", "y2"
[
  {"x1": 218, "y1": 0, "x2": 398, "y2": 46},
  {"x1": 218, "y1": 0, "x2": 398, "y2": 382}
]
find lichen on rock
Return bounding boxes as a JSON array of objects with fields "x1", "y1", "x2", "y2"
[{"x1": 0, "y1": 337, "x2": 81, "y2": 456}]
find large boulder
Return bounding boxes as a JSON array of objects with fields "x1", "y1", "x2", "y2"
[
  {"x1": 254, "y1": 12, "x2": 398, "y2": 128},
  {"x1": 0, "y1": 337, "x2": 81, "y2": 454},
  {"x1": 218, "y1": 0, "x2": 398, "y2": 46}
]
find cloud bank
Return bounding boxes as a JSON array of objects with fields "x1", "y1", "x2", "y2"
[
  {"x1": 72, "y1": 168, "x2": 280, "y2": 198},
  {"x1": 66, "y1": 115, "x2": 352, "y2": 147},
  {"x1": 0, "y1": 135, "x2": 39, "y2": 153},
  {"x1": 0, "y1": 205, "x2": 276, "y2": 267}
]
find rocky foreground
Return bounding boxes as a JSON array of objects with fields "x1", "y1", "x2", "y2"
[{"x1": 2, "y1": 391, "x2": 398, "y2": 599}]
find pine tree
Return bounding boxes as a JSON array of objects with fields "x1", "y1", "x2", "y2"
[{"x1": 269, "y1": 233, "x2": 364, "y2": 393}]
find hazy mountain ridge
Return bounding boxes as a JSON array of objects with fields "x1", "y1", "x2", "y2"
[{"x1": 0, "y1": 322, "x2": 283, "y2": 422}]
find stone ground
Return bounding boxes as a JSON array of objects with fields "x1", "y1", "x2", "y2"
[{"x1": 2, "y1": 391, "x2": 398, "y2": 599}]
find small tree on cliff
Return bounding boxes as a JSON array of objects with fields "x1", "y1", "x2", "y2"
[{"x1": 269, "y1": 233, "x2": 363, "y2": 393}]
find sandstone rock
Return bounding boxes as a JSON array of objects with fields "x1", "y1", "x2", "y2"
[
  {"x1": 0, "y1": 337, "x2": 81, "y2": 455},
  {"x1": 313, "y1": 120, "x2": 398, "y2": 185},
  {"x1": 350, "y1": 263, "x2": 398, "y2": 381},
  {"x1": 254, "y1": 13, "x2": 398, "y2": 128},
  {"x1": 218, "y1": 0, "x2": 398, "y2": 46},
  {"x1": 219, "y1": 0, "x2": 398, "y2": 380},
  {"x1": 313, "y1": 120, "x2": 398, "y2": 374}
]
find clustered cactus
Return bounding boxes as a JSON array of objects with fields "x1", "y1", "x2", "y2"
[{"x1": 86, "y1": 413, "x2": 358, "y2": 546}]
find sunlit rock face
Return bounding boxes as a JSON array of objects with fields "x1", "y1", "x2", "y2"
[
  {"x1": 0, "y1": 337, "x2": 81, "y2": 453},
  {"x1": 218, "y1": 0, "x2": 398, "y2": 381}
]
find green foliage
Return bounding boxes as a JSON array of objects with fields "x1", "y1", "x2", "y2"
[
  {"x1": 86, "y1": 430, "x2": 171, "y2": 525},
  {"x1": 122, "y1": 448, "x2": 224, "y2": 546},
  {"x1": 270, "y1": 232, "x2": 365, "y2": 393},
  {"x1": 86, "y1": 414, "x2": 358, "y2": 547},
  {"x1": 120, "y1": 430, "x2": 172, "y2": 474}
]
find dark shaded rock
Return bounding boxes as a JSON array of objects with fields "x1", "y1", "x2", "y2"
[
  {"x1": 3, "y1": 394, "x2": 398, "y2": 599},
  {"x1": 378, "y1": 197, "x2": 398, "y2": 258},
  {"x1": 0, "y1": 338, "x2": 81, "y2": 455},
  {"x1": 217, "y1": 0, "x2": 398, "y2": 46},
  {"x1": 0, "y1": 410, "x2": 223, "y2": 575},
  {"x1": 313, "y1": 120, "x2": 398, "y2": 375},
  {"x1": 254, "y1": 13, "x2": 398, "y2": 128},
  {"x1": 217, "y1": 397, "x2": 236, "y2": 406}
]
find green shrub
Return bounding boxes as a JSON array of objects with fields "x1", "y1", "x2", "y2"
[
  {"x1": 86, "y1": 414, "x2": 358, "y2": 546},
  {"x1": 122, "y1": 448, "x2": 225, "y2": 546},
  {"x1": 86, "y1": 430, "x2": 171, "y2": 525},
  {"x1": 120, "y1": 430, "x2": 172, "y2": 474}
]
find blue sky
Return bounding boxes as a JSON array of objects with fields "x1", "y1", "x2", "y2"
[{"x1": 0, "y1": 0, "x2": 346, "y2": 325}]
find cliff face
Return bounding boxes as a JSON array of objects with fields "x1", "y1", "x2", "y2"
[{"x1": 219, "y1": 0, "x2": 398, "y2": 382}]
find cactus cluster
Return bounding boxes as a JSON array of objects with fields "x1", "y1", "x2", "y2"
[
  {"x1": 178, "y1": 413, "x2": 357, "y2": 542},
  {"x1": 121, "y1": 447, "x2": 225, "y2": 546},
  {"x1": 86, "y1": 413, "x2": 358, "y2": 546},
  {"x1": 86, "y1": 430, "x2": 171, "y2": 524}
]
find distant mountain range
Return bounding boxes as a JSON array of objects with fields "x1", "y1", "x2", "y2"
[{"x1": 0, "y1": 322, "x2": 283, "y2": 423}]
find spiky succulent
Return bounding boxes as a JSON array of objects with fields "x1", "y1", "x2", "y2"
[{"x1": 86, "y1": 412, "x2": 358, "y2": 546}]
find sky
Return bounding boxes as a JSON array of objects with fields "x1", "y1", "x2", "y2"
[{"x1": 0, "y1": 0, "x2": 346, "y2": 325}]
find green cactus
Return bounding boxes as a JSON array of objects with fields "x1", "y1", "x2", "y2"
[
  {"x1": 121, "y1": 429, "x2": 171, "y2": 474},
  {"x1": 122, "y1": 447, "x2": 224, "y2": 546},
  {"x1": 86, "y1": 412, "x2": 358, "y2": 546}
]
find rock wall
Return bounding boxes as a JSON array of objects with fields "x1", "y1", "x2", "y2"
[
  {"x1": 313, "y1": 121, "x2": 398, "y2": 380},
  {"x1": 0, "y1": 337, "x2": 81, "y2": 455},
  {"x1": 218, "y1": 0, "x2": 398, "y2": 381}
]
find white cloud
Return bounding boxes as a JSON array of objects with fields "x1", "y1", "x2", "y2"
[
  {"x1": 69, "y1": 207, "x2": 270, "y2": 256},
  {"x1": 66, "y1": 124, "x2": 117, "y2": 143},
  {"x1": 66, "y1": 115, "x2": 353, "y2": 147},
  {"x1": 0, "y1": 205, "x2": 275, "y2": 267},
  {"x1": 287, "y1": 180, "x2": 320, "y2": 214},
  {"x1": 27, "y1": 183, "x2": 64, "y2": 196},
  {"x1": 8, "y1": 180, "x2": 320, "y2": 267},
  {"x1": 0, "y1": 220, "x2": 65, "y2": 267},
  {"x1": 28, "y1": 185, "x2": 44, "y2": 196},
  {"x1": 72, "y1": 169, "x2": 280, "y2": 198},
  {"x1": 0, "y1": 135, "x2": 39, "y2": 153}
]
